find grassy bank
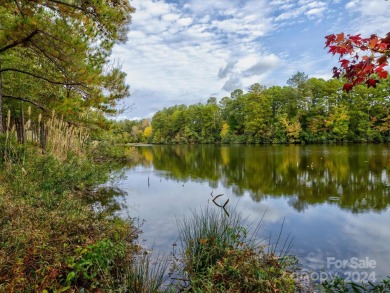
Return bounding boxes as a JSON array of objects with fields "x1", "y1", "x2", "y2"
[{"x1": 0, "y1": 141, "x2": 138, "y2": 292}]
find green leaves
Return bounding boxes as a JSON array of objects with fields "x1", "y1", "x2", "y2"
[
  {"x1": 0, "y1": 0, "x2": 135, "y2": 128},
  {"x1": 145, "y1": 74, "x2": 390, "y2": 144}
]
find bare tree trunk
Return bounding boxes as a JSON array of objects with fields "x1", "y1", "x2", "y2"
[
  {"x1": 40, "y1": 121, "x2": 47, "y2": 152},
  {"x1": 19, "y1": 104, "x2": 25, "y2": 144},
  {"x1": 0, "y1": 59, "x2": 4, "y2": 133}
]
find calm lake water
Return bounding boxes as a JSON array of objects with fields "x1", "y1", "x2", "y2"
[{"x1": 114, "y1": 144, "x2": 390, "y2": 282}]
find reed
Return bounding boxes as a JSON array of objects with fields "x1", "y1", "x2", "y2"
[
  {"x1": 45, "y1": 111, "x2": 90, "y2": 160},
  {"x1": 1, "y1": 110, "x2": 89, "y2": 162},
  {"x1": 122, "y1": 251, "x2": 170, "y2": 293},
  {"x1": 176, "y1": 206, "x2": 298, "y2": 292}
]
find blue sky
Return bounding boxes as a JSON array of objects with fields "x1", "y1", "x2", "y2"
[{"x1": 112, "y1": 0, "x2": 390, "y2": 120}]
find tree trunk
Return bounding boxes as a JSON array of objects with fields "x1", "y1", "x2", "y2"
[
  {"x1": 40, "y1": 121, "x2": 47, "y2": 152},
  {"x1": 17, "y1": 104, "x2": 26, "y2": 144},
  {"x1": 0, "y1": 59, "x2": 4, "y2": 133}
]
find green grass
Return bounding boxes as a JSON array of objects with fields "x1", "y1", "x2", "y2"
[
  {"x1": 122, "y1": 251, "x2": 170, "y2": 293},
  {"x1": 176, "y1": 207, "x2": 298, "y2": 292},
  {"x1": 0, "y1": 145, "x2": 137, "y2": 292}
]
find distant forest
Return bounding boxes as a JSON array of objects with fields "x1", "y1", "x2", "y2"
[{"x1": 113, "y1": 72, "x2": 390, "y2": 144}]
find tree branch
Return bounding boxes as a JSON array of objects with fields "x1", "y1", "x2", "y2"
[
  {"x1": 0, "y1": 30, "x2": 39, "y2": 54},
  {"x1": 29, "y1": 40, "x2": 69, "y2": 77},
  {"x1": 13, "y1": 0, "x2": 24, "y2": 17},
  {"x1": 3, "y1": 95, "x2": 48, "y2": 111},
  {"x1": 3, "y1": 95, "x2": 84, "y2": 128},
  {"x1": 0, "y1": 68, "x2": 82, "y2": 86},
  {"x1": 46, "y1": 0, "x2": 86, "y2": 12}
]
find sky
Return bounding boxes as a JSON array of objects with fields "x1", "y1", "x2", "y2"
[{"x1": 112, "y1": 0, "x2": 390, "y2": 120}]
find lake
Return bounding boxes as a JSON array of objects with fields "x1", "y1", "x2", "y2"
[{"x1": 114, "y1": 144, "x2": 390, "y2": 283}]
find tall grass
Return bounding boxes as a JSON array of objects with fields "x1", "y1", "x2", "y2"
[
  {"x1": 122, "y1": 251, "x2": 170, "y2": 293},
  {"x1": 1, "y1": 109, "x2": 89, "y2": 163},
  {"x1": 178, "y1": 207, "x2": 252, "y2": 275},
  {"x1": 176, "y1": 206, "x2": 298, "y2": 292},
  {"x1": 45, "y1": 111, "x2": 89, "y2": 160}
]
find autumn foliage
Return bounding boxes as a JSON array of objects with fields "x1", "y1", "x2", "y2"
[{"x1": 325, "y1": 32, "x2": 390, "y2": 91}]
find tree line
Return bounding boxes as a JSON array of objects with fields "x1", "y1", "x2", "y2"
[{"x1": 114, "y1": 72, "x2": 390, "y2": 144}]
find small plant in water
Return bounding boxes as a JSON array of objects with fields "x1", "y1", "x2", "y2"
[
  {"x1": 176, "y1": 206, "x2": 299, "y2": 292},
  {"x1": 123, "y1": 248, "x2": 171, "y2": 293}
]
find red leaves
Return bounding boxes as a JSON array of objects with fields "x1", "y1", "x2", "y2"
[
  {"x1": 336, "y1": 33, "x2": 345, "y2": 42},
  {"x1": 340, "y1": 59, "x2": 349, "y2": 69},
  {"x1": 325, "y1": 32, "x2": 390, "y2": 92},
  {"x1": 332, "y1": 67, "x2": 341, "y2": 79},
  {"x1": 366, "y1": 78, "x2": 379, "y2": 88},
  {"x1": 325, "y1": 34, "x2": 336, "y2": 47},
  {"x1": 349, "y1": 34, "x2": 362, "y2": 45},
  {"x1": 343, "y1": 83, "x2": 354, "y2": 92}
]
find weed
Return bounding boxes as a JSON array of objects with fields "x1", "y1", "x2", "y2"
[
  {"x1": 176, "y1": 206, "x2": 299, "y2": 292},
  {"x1": 122, "y1": 250, "x2": 170, "y2": 293}
]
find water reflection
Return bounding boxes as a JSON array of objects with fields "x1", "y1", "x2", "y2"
[
  {"x1": 117, "y1": 145, "x2": 390, "y2": 282},
  {"x1": 130, "y1": 144, "x2": 390, "y2": 213}
]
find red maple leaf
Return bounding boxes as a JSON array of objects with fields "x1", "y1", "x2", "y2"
[
  {"x1": 325, "y1": 31, "x2": 390, "y2": 91},
  {"x1": 366, "y1": 79, "x2": 379, "y2": 88},
  {"x1": 332, "y1": 67, "x2": 341, "y2": 78},
  {"x1": 340, "y1": 59, "x2": 349, "y2": 69},
  {"x1": 349, "y1": 34, "x2": 362, "y2": 44},
  {"x1": 325, "y1": 34, "x2": 336, "y2": 47},
  {"x1": 343, "y1": 83, "x2": 354, "y2": 92},
  {"x1": 377, "y1": 70, "x2": 388, "y2": 79}
]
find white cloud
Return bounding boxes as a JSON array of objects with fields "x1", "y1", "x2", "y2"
[
  {"x1": 112, "y1": 0, "x2": 390, "y2": 119},
  {"x1": 218, "y1": 61, "x2": 237, "y2": 79},
  {"x1": 344, "y1": 0, "x2": 390, "y2": 36},
  {"x1": 162, "y1": 13, "x2": 180, "y2": 22},
  {"x1": 306, "y1": 7, "x2": 325, "y2": 17},
  {"x1": 345, "y1": 0, "x2": 357, "y2": 9},
  {"x1": 274, "y1": 0, "x2": 327, "y2": 22},
  {"x1": 222, "y1": 75, "x2": 243, "y2": 92},
  {"x1": 176, "y1": 17, "x2": 193, "y2": 27}
]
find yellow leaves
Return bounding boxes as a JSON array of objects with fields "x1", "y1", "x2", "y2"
[
  {"x1": 143, "y1": 125, "x2": 153, "y2": 139},
  {"x1": 279, "y1": 115, "x2": 301, "y2": 142},
  {"x1": 220, "y1": 122, "x2": 230, "y2": 138}
]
